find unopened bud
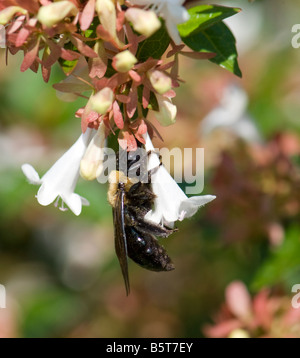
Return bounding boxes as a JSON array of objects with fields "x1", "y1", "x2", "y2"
[
  {"x1": 113, "y1": 50, "x2": 137, "y2": 73},
  {"x1": 125, "y1": 8, "x2": 161, "y2": 38},
  {"x1": 0, "y1": 6, "x2": 27, "y2": 25},
  {"x1": 228, "y1": 329, "x2": 250, "y2": 339},
  {"x1": 96, "y1": 0, "x2": 123, "y2": 46},
  {"x1": 148, "y1": 70, "x2": 172, "y2": 95},
  {"x1": 154, "y1": 95, "x2": 177, "y2": 126},
  {"x1": 37, "y1": 1, "x2": 78, "y2": 27},
  {"x1": 96, "y1": 0, "x2": 115, "y2": 18},
  {"x1": 80, "y1": 122, "x2": 106, "y2": 181},
  {"x1": 90, "y1": 87, "x2": 114, "y2": 115}
]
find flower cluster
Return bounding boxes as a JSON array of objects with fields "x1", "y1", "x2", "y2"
[
  {"x1": 1, "y1": 1, "x2": 216, "y2": 224},
  {"x1": 204, "y1": 281, "x2": 300, "y2": 338},
  {"x1": 0, "y1": 0, "x2": 213, "y2": 148},
  {"x1": 206, "y1": 133, "x2": 300, "y2": 245}
]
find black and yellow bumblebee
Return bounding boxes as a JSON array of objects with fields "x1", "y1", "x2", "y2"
[{"x1": 107, "y1": 148, "x2": 177, "y2": 295}]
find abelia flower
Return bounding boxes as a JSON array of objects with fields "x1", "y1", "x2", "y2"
[
  {"x1": 80, "y1": 122, "x2": 106, "y2": 181},
  {"x1": 22, "y1": 128, "x2": 96, "y2": 216},
  {"x1": 204, "y1": 281, "x2": 300, "y2": 338},
  {"x1": 144, "y1": 133, "x2": 216, "y2": 227}
]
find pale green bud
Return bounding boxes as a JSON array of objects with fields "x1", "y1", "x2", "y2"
[
  {"x1": 90, "y1": 87, "x2": 114, "y2": 115},
  {"x1": 228, "y1": 329, "x2": 250, "y2": 339},
  {"x1": 154, "y1": 96, "x2": 177, "y2": 126},
  {"x1": 0, "y1": 6, "x2": 27, "y2": 25},
  {"x1": 148, "y1": 70, "x2": 172, "y2": 95},
  {"x1": 113, "y1": 50, "x2": 137, "y2": 73},
  {"x1": 37, "y1": 1, "x2": 78, "y2": 27},
  {"x1": 125, "y1": 8, "x2": 161, "y2": 38}
]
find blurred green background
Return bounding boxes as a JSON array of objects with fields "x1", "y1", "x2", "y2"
[{"x1": 1, "y1": 0, "x2": 300, "y2": 338}]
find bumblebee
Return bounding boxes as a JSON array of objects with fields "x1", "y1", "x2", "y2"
[{"x1": 107, "y1": 149, "x2": 177, "y2": 295}]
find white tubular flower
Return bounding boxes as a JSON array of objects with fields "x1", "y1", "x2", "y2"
[
  {"x1": 22, "y1": 129, "x2": 96, "y2": 216},
  {"x1": 80, "y1": 122, "x2": 106, "y2": 181},
  {"x1": 200, "y1": 84, "x2": 262, "y2": 144},
  {"x1": 130, "y1": 0, "x2": 189, "y2": 44},
  {"x1": 144, "y1": 133, "x2": 216, "y2": 227}
]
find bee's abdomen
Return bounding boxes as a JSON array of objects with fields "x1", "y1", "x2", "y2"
[{"x1": 126, "y1": 227, "x2": 174, "y2": 272}]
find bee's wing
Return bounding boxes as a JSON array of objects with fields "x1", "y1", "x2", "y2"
[{"x1": 113, "y1": 189, "x2": 130, "y2": 295}]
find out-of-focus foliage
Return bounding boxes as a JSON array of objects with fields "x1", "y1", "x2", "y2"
[{"x1": 1, "y1": 0, "x2": 300, "y2": 338}]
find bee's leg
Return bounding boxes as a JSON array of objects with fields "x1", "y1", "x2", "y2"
[
  {"x1": 147, "y1": 150, "x2": 162, "y2": 163},
  {"x1": 126, "y1": 205, "x2": 178, "y2": 238},
  {"x1": 135, "y1": 219, "x2": 178, "y2": 238},
  {"x1": 127, "y1": 182, "x2": 155, "y2": 201},
  {"x1": 146, "y1": 150, "x2": 163, "y2": 182}
]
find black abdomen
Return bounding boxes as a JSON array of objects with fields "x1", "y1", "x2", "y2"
[{"x1": 126, "y1": 227, "x2": 175, "y2": 272}]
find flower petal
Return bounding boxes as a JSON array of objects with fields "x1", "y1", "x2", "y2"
[
  {"x1": 63, "y1": 193, "x2": 86, "y2": 216},
  {"x1": 165, "y1": 17, "x2": 181, "y2": 45},
  {"x1": 167, "y1": 2, "x2": 189, "y2": 23},
  {"x1": 178, "y1": 195, "x2": 216, "y2": 221},
  {"x1": 21, "y1": 164, "x2": 42, "y2": 185},
  {"x1": 80, "y1": 196, "x2": 90, "y2": 207},
  {"x1": 36, "y1": 182, "x2": 59, "y2": 206}
]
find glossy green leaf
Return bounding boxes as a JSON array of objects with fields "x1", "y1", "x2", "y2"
[
  {"x1": 181, "y1": 22, "x2": 242, "y2": 77},
  {"x1": 178, "y1": 5, "x2": 240, "y2": 38},
  {"x1": 251, "y1": 226, "x2": 300, "y2": 291},
  {"x1": 136, "y1": 23, "x2": 170, "y2": 62},
  {"x1": 58, "y1": 59, "x2": 78, "y2": 75}
]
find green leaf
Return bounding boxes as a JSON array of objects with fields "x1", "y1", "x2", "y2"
[
  {"x1": 58, "y1": 58, "x2": 78, "y2": 75},
  {"x1": 136, "y1": 23, "x2": 170, "y2": 62},
  {"x1": 251, "y1": 225, "x2": 300, "y2": 291},
  {"x1": 181, "y1": 21, "x2": 242, "y2": 77},
  {"x1": 21, "y1": 289, "x2": 86, "y2": 338},
  {"x1": 148, "y1": 91, "x2": 159, "y2": 111},
  {"x1": 178, "y1": 5, "x2": 240, "y2": 38}
]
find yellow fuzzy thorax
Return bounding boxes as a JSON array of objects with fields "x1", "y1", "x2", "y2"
[{"x1": 107, "y1": 170, "x2": 138, "y2": 207}]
